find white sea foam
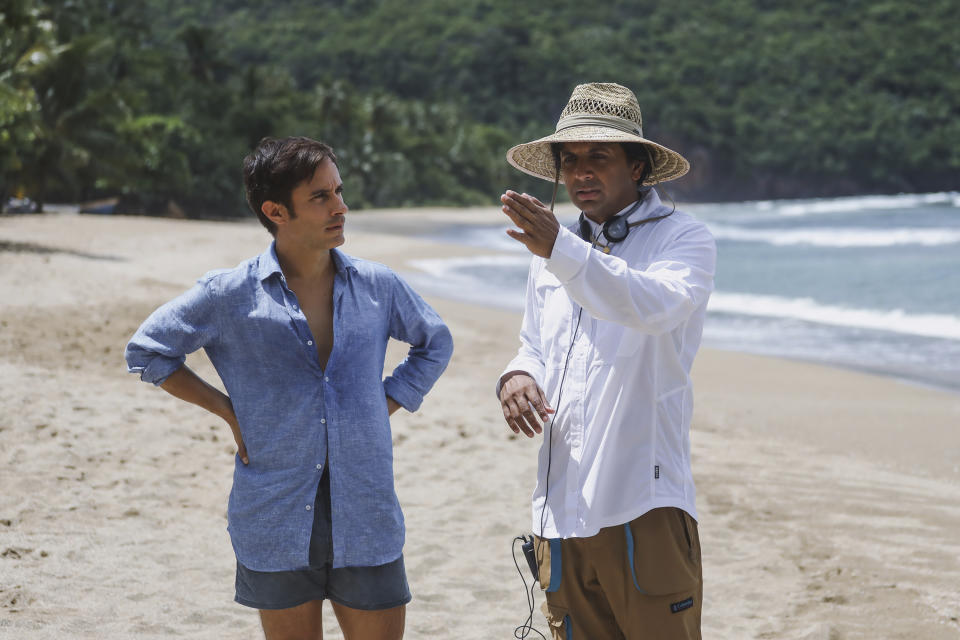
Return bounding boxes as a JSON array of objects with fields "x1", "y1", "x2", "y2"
[
  {"x1": 409, "y1": 254, "x2": 530, "y2": 276},
  {"x1": 707, "y1": 223, "x2": 960, "y2": 247},
  {"x1": 770, "y1": 192, "x2": 958, "y2": 217},
  {"x1": 709, "y1": 292, "x2": 960, "y2": 340},
  {"x1": 404, "y1": 255, "x2": 528, "y2": 310},
  {"x1": 443, "y1": 227, "x2": 530, "y2": 253},
  {"x1": 688, "y1": 191, "x2": 960, "y2": 222}
]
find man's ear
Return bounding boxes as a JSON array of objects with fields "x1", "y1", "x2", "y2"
[
  {"x1": 261, "y1": 200, "x2": 288, "y2": 226},
  {"x1": 631, "y1": 159, "x2": 646, "y2": 183}
]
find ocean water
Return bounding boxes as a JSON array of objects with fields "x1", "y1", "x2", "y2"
[{"x1": 401, "y1": 192, "x2": 960, "y2": 393}]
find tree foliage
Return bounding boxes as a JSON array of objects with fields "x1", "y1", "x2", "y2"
[{"x1": 1, "y1": 0, "x2": 957, "y2": 216}]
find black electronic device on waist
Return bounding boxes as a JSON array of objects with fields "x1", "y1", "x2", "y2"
[{"x1": 520, "y1": 535, "x2": 539, "y2": 582}]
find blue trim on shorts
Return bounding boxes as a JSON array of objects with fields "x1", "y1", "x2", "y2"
[
  {"x1": 623, "y1": 523, "x2": 646, "y2": 594},
  {"x1": 564, "y1": 613, "x2": 572, "y2": 640},
  {"x1": 547, "y1": 538, "x2": 562, "y2": 592}
]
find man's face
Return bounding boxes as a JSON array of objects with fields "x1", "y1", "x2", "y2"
[
  {"x1": 282, "y1": 158, "x2": 348, "y2": 249},
  {"x1": 559, "y1": 142, "x2": 644, "y2": 223}
]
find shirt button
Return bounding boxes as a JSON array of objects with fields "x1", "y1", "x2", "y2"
[
  {"x1": 324, "y1": 376, "x2": 329, "y2": 382},
  {"x1": 307, "y1": 340, "x2": 314, "y2": 346},
  {"x1": 316, "y1": 464, "x2": 322, "y2": 470},
  {"x1": 292, "y1": 305, "x2": 298, "y2": 311},
  {"x1": 320, "y1": 418, "x2": 326, "y2": 424},
  {"x1": 305, "y1": 505, "x2": 312, "y2": 511}
]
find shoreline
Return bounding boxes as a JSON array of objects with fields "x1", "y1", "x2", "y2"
[
  {"x1": 707, "y1": 345, "x2": 960, "y2": 398},
  {"x1": 2, "y1": 212, "x2": 959, "y2": 638},
  {"x1": 344, "y1": 208, "x2": 960, "y2": 397}
]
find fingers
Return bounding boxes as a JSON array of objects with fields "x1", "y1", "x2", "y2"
[
  {"x1": 500, "y1": 201, "x2": 530, "y2": 231},
  {"x1": 228, "y1": 421, "x2": 249, "y2": 465},
  {"x1": 519, "y1": 399, "x2": 544, "y2": 436},
  {"x1": 235, "y1": 433, "x2": 249, "y2": 465},
  {"x1": 501, "y1": 190, "x2": 560, "y2": 260},
  {"x1": 537, "y1": 387, "x2": 555, "y2": 415},
  {"x1": 505, "y1": 228, "x2": 532, "y2": 246},
  {"x1": 500, "y1": 378, "x2": 553, "y2": 438},
  {"x1": 499, "y1": 373, "x2": 558, "y2": 438},
  {"x1": 501, "y1": 405, "x2": 524, "y2": 436},
  {"x1": 237, "y1": 441, "x2": 249, "y2": 465},
  {"x1": 506, "y1": 190, "x2": 542, "y2": 210},
  {"x1": 500, "y1": 191, "x2": 542, "y2": 223},
  {"x1": 501, "y1": 396, "x2": 540, "y2": 438},
  {"x1": 528, "y1": 390, "x2": 552, "y2": 422}
]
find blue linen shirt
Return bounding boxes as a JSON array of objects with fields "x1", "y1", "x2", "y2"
[{"x1": 125, "y1": 244, "x2": 453, "y2": 571}]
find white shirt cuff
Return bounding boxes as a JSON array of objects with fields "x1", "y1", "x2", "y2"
[{"x1": 546, "y1": 225, "x2": 591, "y2": 283}]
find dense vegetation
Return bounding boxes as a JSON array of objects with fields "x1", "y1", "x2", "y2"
[{"x1": 2, "y1": 0, "x2": 958, "y2": 216}]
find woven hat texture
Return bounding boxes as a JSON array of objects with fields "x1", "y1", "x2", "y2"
[{"x1": 506, "y1": 83, "x2": 690, "y2": 185}]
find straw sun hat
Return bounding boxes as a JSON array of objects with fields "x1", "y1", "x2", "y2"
[{"x1": 506, "y1": 82, "x2": 690, "y2": 186}]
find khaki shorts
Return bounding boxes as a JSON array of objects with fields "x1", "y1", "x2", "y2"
[{"x1": 534, "y1": 508, "x2": 702, "y2": 639}]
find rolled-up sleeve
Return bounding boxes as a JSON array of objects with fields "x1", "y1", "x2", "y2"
[
  {"x1": 124, "y1": 279, "x2": 220, "y2": 385},
  {"x1": 383, "y1": 273, "x2": 453, "y2": 412}
]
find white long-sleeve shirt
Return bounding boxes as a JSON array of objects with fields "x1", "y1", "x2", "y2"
[{"x1": 502, "y1": 189, "x2": 716, "y2": 539}]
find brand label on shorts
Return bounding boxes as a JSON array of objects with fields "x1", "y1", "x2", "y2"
[
  {"x1": 654, "y1": 465, "x2": 660, "y2": 479},
  {"x1": 670, "y1": 597, "x2": 694, "y2": 614}
]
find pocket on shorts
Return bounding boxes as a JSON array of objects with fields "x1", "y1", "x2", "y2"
[
  {"x1": 534, "y1": 537, "x2": 562, "y2": 593},
  {"x1": 625, "y1": 508, "x2": 700, "y2": 596},
  {"x1": 540, "y1": 602, "x2": 573, "y2": 640}
]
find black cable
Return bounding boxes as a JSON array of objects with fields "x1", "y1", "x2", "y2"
[
  {"x1": 537, "y1": 304, "x2": 584, "y2": 542},
  {"x1": 514, "y1": 272, "x2": 588, "y2": 639},
  {"x1": 512, "y1": 536, "x2": 547, "y2": 640},
  {"x1": 513, "y1": 199, "x2": 668, "y2": 635}
]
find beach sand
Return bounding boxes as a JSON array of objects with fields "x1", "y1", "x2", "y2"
[{"x1": 1, "y1": 211, "x2": 958, "y2": 639}]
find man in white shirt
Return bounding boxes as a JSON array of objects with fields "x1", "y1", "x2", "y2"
[{"x1": 497, "y1": 83, "x2": 716, "y2": 639}]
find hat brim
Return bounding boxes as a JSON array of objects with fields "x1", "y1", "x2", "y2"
[{"x1": 506, "y1": 125, "x2": 690, "y2": 186}]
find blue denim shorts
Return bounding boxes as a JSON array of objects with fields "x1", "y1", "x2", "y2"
[{"x1": 234, "y1": 469, "x2": 411, "y2": 611}]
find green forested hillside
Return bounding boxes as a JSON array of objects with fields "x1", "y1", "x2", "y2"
[{"x1": 2, "y1": 0, "x2": 958, "y2": 216}]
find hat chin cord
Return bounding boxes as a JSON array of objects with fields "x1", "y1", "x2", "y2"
[{"x1": 548, "y1": 165, "x2": 561, "y2": 213}]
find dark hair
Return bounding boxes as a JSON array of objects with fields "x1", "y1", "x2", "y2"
[
  {"x1": 550, "y1": 141, "x2": 654, "y2": 188},
  {"x1": 620, "y1": 142, "x2": 654, "y2": 187},
  {"x1": 242, "y1": 136, "x2": 338, "y2": 236}
]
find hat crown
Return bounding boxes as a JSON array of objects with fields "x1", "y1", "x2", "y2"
[
  {"x1": 505, "y1": 81, "x2": 690, "y2": 187},
  {"x1": 559, "y1": 83, "x2": 643, "y2": 130}
]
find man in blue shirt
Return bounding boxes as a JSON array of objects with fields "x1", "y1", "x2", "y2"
[{"x1": 125, "y1": 136, "x2": 453, "y2": 639}]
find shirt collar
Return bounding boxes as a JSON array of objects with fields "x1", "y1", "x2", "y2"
[
  {"x1": 330, "y1": 248, "x2": 358, "y2": 275},
  {"x1": 583, "y1": 189, "x2": 663, "y2": 235},
  {"x1": 626, "y1": 188, "x2": 664, "y2": 223},
  {"x1": 257, "y1": 242, "x2": 358, "y2": 282},
  {"x1": 256, "y1": 243, "x2": 284, "y2": 282}
]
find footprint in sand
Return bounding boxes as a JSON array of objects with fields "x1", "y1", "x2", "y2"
[{"x1": 0, "y1": 585, "x2": 30, "y2": 610}]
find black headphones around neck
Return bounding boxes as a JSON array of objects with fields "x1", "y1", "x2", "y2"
[
  {"x1": 578, "y1": 199, "x2": 642, "y2": 244},
  {"x1": 579, "y1": 193, "x2": 677, "y2": 246}
]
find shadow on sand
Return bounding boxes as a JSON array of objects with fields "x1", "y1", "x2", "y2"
[{"x1": 0, "y1": 240, "x2": 125, "y2": 262}]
